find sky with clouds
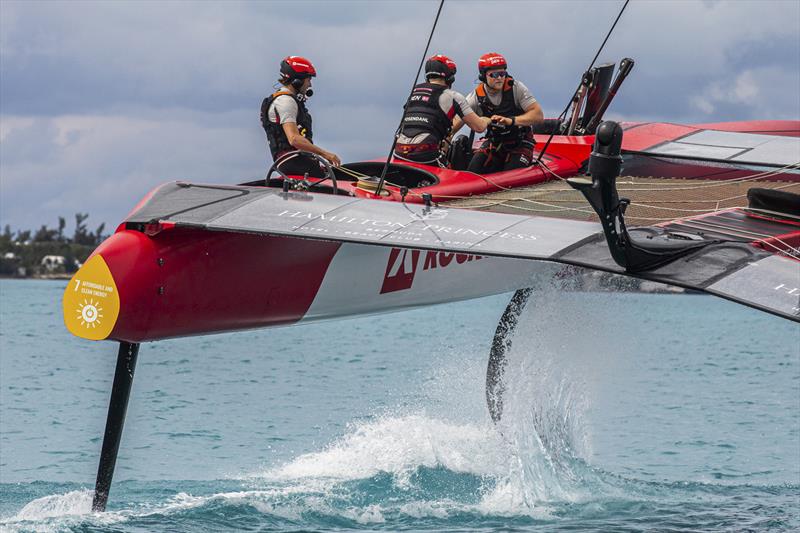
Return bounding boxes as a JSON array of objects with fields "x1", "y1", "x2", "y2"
[{"x1": 1, "y1": 0, "x2": 798, "y2": 233}]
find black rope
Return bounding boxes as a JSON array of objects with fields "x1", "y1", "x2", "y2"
[
  {"x1": 375, "y1": 0, "x2": 445, "y2": 195},
  {"x1": 536, "y1": 0, "x2": 630, "y2": 164}
]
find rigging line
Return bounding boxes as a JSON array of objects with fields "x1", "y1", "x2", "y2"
[
  {"x1": 447, "y1": 201, "x2": 508, "y2": 210},
  {"x1": 541, "y1": 159, "x2": 571, "y2": 181},
  {"x1": 576, "y1": 162, "x2": 800, "y2": 190},
  {"x1": 673, "y1": 219, "x2": 800, "y2": 255},
  {"x1": 444, "y1": 193, "x2": 596, "y2": 212},
  {"x1": 545, "y1": 162, "x2": 800, "y2": 193},
  {"x1": 514, "y1": 198, "x2": 596, "y2": 212},
  {"x1": 335, "y1": 166, "x2": 370, "y2": 179},
  {"x1": 526, "y1": 194, "x2": 733, "y2": 204},
  {"x1": 375, "y1": 0, "x2": 445, "y2": 196},
  {"x1": 452, "y1": 180, "x2": 798, "y2": 208},
  {"x1": 536, "y1": 0, "x2": 631, "y2": 164},
  {"x1": 754, "y1": 237, "x2": 800, "y2": 257},
  {"x1": 628, "y1": 161, "x2": 800, "y2": 187},
  {"x1": 467, "y1": 201, "x2": 595, "y2": 215},
  {"x1": 445, "y1": 194, "x2": 596, "y2": 213},
  {"x1": 641, "y1": 163, "x2": 800, "y2": 190},
  {"x1": 715, "y1": 182, "x2": 800, "y2": 204},
  {"x1": 586, "y1": 0, "x2": 631, "y2": 80},
  {"x1": 609, "y1": 170, "x2": 800, "y2": 191},
  {"x1": 613, "y1": 203, "x2": 742, "y2": 213},
  {"x1": 461, "y1": 160, "x2": 568, "y2": 194}
]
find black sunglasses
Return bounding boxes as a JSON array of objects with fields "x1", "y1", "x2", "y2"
[{"x1": 487, "y1": 71, "x2": 507, "y2": 79}]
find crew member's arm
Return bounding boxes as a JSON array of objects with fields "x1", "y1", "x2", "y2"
[
  {"x1": 489, "y1": 81, "x2": 544, "y2": 128},
  {"x1": 282, "y1": 123, "x2": 341, "y2": 166},
  {"x1": 463, "y1": 113, "x2": 491, "y2": 133},
  {"x1": 490, "y1": 101, "x2": 543, "y2": 128},
  {"x1": 451, "y1": 114, "x2": 491, "y2": 134},
  {"x1": 451, "y1": 116, "x2": 465, "y2": 135},
  {"x1": 451, "y1": 91, "x2": 490, "y2": 135}
]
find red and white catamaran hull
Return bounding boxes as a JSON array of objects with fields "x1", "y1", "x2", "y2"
[
  {"x1": 64, "y1": 224, "x2": 556, "y2": 343},
  {"x1": 63, "y1": 182, "x2": 799, "y2": 343}
]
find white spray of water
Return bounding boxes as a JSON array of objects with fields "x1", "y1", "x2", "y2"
[
  {"x1": 13, "y1": 490, "x2": 93, "y2": 521},
  {"x1": 2, "y1": 490, "x2": 125, "y2": 533},
  {"x1": 246, "y1": 272, "x2": 624, "y2": 517},
  {"x1": 266, "y1": 414, "x2": 506, "y2": 486},
  {"x1": 487, "y1": 275, "x2": 633, "y2": 508}
]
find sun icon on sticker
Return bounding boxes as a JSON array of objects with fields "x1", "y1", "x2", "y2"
[{"x1": 76, "y1": 298, "x2": 103, "y2": 328}]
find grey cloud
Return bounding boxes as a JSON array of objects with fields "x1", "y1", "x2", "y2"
[
  {"x1": 1, "y1": 110, "x2": 267, "y2": 231},
  {"x1": 1, "y1": 0, "x2": 798, "y2": 231}
]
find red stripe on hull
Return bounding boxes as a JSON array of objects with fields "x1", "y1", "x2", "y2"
[{"x1": 100, "y1": 228, "x2": 340, "y2": 342}]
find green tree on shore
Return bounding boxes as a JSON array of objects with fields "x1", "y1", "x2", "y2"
[{"x1": 0, "y1": 214, "x2": 108, "y2": 277}]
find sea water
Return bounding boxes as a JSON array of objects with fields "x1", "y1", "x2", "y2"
[{"x1": 0, "y1": 279, "x2": 798, "y2": 531}]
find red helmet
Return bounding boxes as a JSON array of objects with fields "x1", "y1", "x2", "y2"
[
  {"x1": 280, "y1": 55, "x2": 317, "y2": 83},
  {"x1": 478, "y1": 52, "x2": 507, "y2": 80},
  {"x1": 425, "y1": 54, "x2": 457, "y2": 84}
]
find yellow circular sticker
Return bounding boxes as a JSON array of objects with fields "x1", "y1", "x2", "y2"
[{"x1": 63, "y1": 255, "x2": 120, "y2": 341}]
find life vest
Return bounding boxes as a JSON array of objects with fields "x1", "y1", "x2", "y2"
[
  {"x1": 475, "y1": 77, "x2": 531, "y2": 143},
  {"x1": 260, "y1": 90, "x2": 313, "y2": 159},
  {"x1": 399, "y1": 83, "x2": 455, "y2": 144}
]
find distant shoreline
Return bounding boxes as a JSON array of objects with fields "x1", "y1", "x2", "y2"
[{"x1": 0, "y1": 274, "x2": 71, "y2": 281}]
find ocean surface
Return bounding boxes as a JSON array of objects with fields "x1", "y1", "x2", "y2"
[{"x1": 1, "y1": 278, "x2": 798, "y2": 532}]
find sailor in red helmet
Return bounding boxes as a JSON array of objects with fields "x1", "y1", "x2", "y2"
[
  {"x1": 260, "y1": 56, "x2": 341, "y2": 177},
  {"x1": 394, "y1": 54, "x2": 491, "y2": 167},
  {"x1": 452, "y1": 53, "x2": 543, "y2": 173}
]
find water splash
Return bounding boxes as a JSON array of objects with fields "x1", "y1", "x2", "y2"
[
  {"x1": 14, "y1": 490, "x2": 92, "y2": 521},
  {"x1": 485, "y1": 277, "x2": 624, "y2": 508},
  {"x1": 249, "y1": 278, "x2": 621, "y2": 515},
  {"x1": 3, "y1": 490, "x2": 125, "y2": 533},
  {"x1": 262, "y1": 414, "x2": 505, "y2": 485}
]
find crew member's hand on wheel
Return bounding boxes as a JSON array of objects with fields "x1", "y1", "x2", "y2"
[
  {"x1": 490, "y1": 114, "x2": 514, "y2": 127},
  {"x1": 323, "y1": 151, "x2": 341, "y2": 167}
]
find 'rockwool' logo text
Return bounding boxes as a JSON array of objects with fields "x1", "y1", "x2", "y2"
[{"x1": 380, "y1": 248, "x2": 483, "y2": 294}]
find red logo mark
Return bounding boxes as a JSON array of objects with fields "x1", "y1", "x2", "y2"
[
  {"x1": 380, "y1": 248, "x2": 483, "y2": 294},
  {"x1": 380, "y1": 248, "x2": 421, "y2": 294}
]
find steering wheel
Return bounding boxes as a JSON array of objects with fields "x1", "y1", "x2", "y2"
[
  {"x1": 265, "y1": 150, "x2": 338, "y2": 195},
  {"x1": 488, "y1": 120, "x2": 509, "y2": 133}
]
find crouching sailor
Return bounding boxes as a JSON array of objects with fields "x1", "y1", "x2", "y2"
[
  {"x1": 261, "y1": 56, "x2": 341, "y2": 177},
  {"x1": 394, "y1": 54, "x2": 491, "y2": 167}
]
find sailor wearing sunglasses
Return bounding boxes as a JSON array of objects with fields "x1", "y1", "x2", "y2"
[{"x1": 452, "y1": 53, "x2": 544, "y2": 174}]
